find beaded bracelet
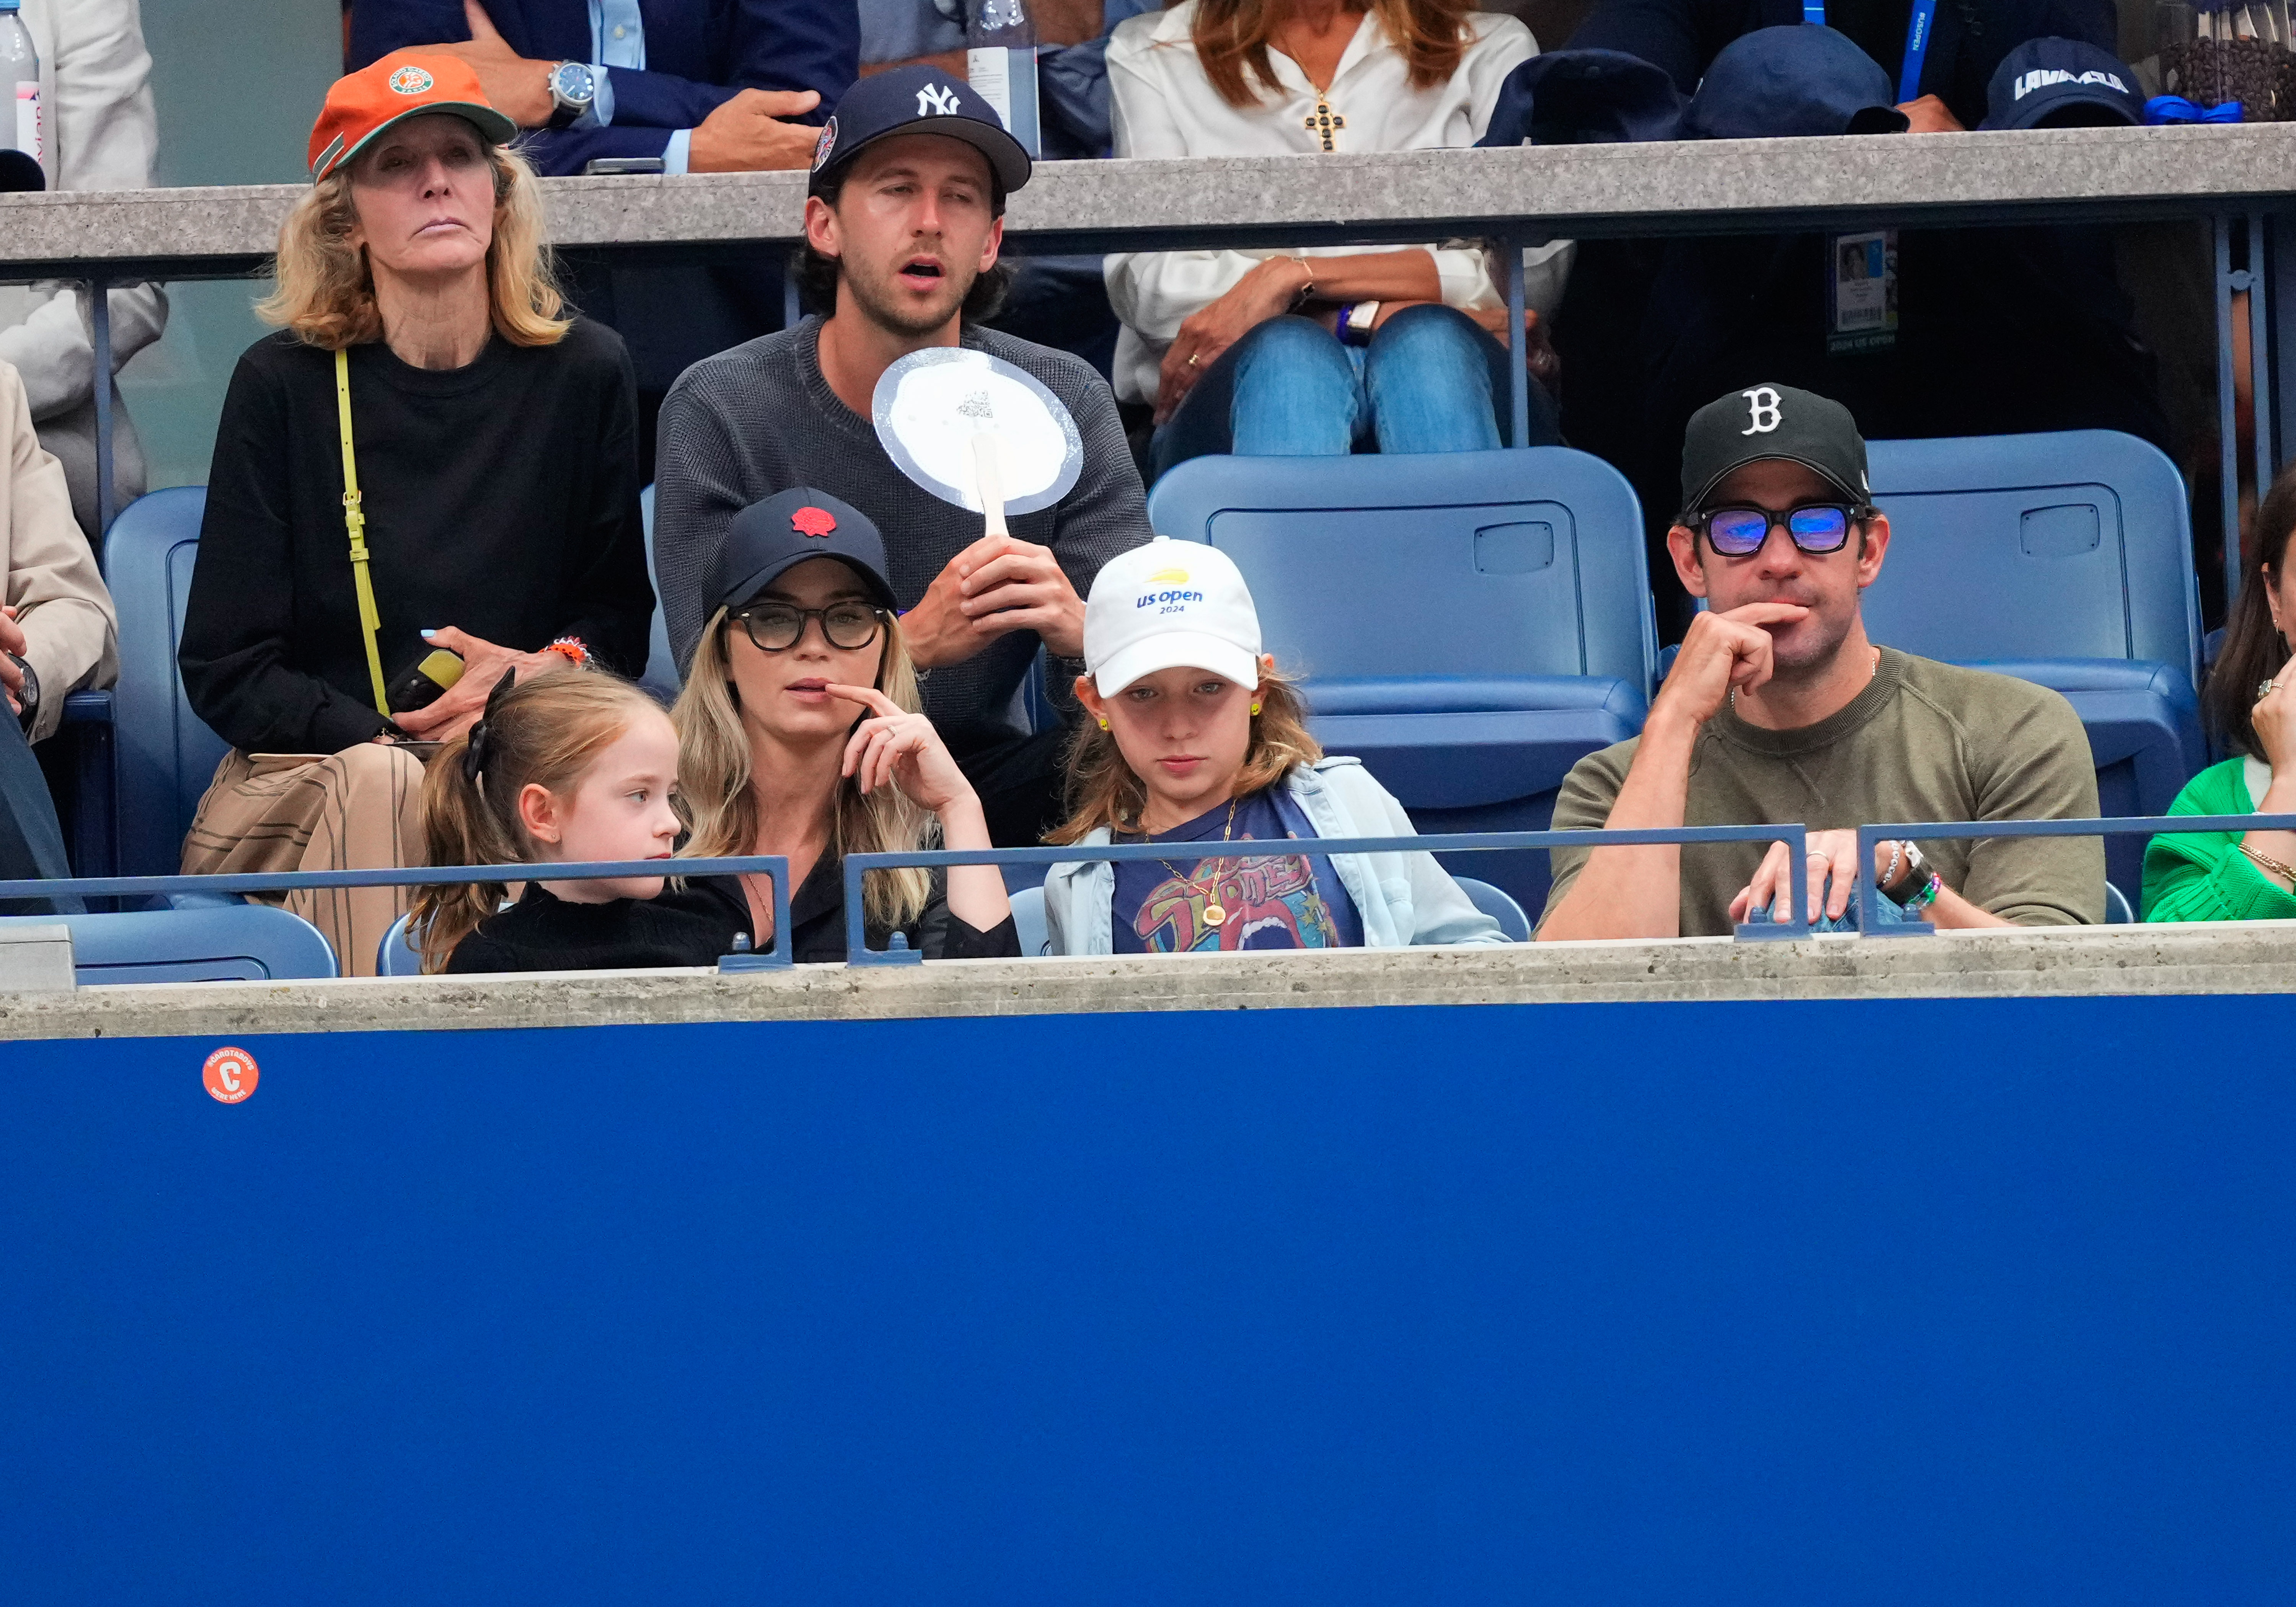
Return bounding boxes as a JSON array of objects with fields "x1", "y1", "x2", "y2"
[{"x1": 1901, "y1": 871, "x2": 1942, "y2": 911}]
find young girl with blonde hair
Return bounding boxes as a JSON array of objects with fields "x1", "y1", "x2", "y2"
[
  {"x1": 415, "y1": 667, "x2": 741, "y2": 974},
  {"x1": 1044, "y1": 538, "x2": 1507, "y2": 954}
]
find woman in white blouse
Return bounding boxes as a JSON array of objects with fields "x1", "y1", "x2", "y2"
[{"x1": 1104, "y1": 0, "x2": 1565, "y2": 481}]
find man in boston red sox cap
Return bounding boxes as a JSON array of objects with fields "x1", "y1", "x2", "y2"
[{"x1": 1538, "y1": 381, "x2": 2104, "y2": 940}]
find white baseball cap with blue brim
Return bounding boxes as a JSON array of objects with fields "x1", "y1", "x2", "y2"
[{"x1": 1084, "y1": 537, "x2": 1264, "y2": 697}]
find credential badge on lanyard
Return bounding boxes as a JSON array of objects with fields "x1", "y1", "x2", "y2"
[{"x1": 1805, "y1": 0, "x2": 1932, "y2": 355}]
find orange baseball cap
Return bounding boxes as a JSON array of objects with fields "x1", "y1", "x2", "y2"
[{"x1": 307, "y1": 54, "x2": 519, "y2": 182}]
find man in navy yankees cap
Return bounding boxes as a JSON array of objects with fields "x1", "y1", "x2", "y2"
[
  {"x1": 654, "y1": 62, "x2": 1152, "y2": 849},
  {"x1": 1537, "y1": 381, "x2": 2103, "y2": 943}
]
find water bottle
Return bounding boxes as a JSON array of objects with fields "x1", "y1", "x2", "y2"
[
  {"x1": 965, "y1": 0, "x2": 1042, "y2": 159},
  {"x1": 0, "y1": 0, "x2": 38, "y2": 170}
]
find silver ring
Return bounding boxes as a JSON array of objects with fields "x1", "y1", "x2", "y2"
[{"x1": 2260, "y1": 678, "x2": 2278, "y2": 702}]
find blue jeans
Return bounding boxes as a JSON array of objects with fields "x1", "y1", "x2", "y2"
[
  {"x1": 1149, "y1": 305, "x2": 1561, "y2": 482},
  {"x1": 1741, "y1": 873, "x2": 1911, "y2": 932}
]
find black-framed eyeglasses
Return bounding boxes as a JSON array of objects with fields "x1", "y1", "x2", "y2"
[
  {"x1": 1693, "y1": 503, "x2": 1872, "y2": 557},
  {"x1": 731, "y1": 601, "x2": 887, "y2": 653}
]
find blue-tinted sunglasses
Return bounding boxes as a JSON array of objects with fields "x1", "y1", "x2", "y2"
[{"x1": 1693, "y1": 502, "x2": 1872, "y2": 556}]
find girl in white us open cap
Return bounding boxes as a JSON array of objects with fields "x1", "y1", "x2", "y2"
[{"x1": 1040, "y1": 537, "x2": 1509, "y2": 956}]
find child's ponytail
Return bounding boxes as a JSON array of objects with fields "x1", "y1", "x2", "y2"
[{"x1": 409, "y1": 666, "x2": 666, "y2": 972}]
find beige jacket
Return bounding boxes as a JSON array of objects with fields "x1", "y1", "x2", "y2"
[
  {"x1": 0, "y1": 359, "x2": 119, "y2": 742},
  {"x1": 0, "y1": 0, "x2": 168, "y2": 539}
]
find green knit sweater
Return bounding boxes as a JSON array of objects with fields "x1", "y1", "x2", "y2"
[{"x1": 2141, "y1": 756, "x2": 2296, "y2": 921}]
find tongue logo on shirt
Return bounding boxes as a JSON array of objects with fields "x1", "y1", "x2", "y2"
[{"x1": 791, "y1": 506, "x2": 838, "y2": 539}]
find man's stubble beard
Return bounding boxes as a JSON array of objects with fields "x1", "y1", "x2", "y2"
[{"x1": 841, "y1": 253, "x2": 975, "y2": 340}]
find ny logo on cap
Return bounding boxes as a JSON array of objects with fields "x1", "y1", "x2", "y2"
[
  {"x1": 1741, "y1": 386, "x2": 1783, "y2": 435},
  {"x1": 791, "y1": 507, "x2": 838, "y2": 538},
  {"x1": 916, "y1": 82, "x2": 960, "y2": 116}
]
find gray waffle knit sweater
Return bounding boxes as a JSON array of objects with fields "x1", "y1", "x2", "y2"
[{"x1": 654, "y1": 318, "x2": 1152, "y2": 750}]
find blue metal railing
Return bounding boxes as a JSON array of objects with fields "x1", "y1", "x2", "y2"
[
  {"x1": 1849, "y1": 812, "x2": 2296, "y2": 936},
  {"x1": 0, "y1": 854, "x2": 797, "y2": 969},
  {"x1": 837, "y1": 824, "x2": 1813, "y2": 966},
  {"x1": 2, "y1": 813, "x2": 2287, "y2": 972}
]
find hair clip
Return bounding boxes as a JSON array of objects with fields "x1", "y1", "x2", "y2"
[{"x1": 459, "y1": 668, "x2": 519, "y2": 783}]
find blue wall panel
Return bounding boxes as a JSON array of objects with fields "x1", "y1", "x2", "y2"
[{"x1": 3, "y1": 995, "x2": 2291, "y2": 1604}]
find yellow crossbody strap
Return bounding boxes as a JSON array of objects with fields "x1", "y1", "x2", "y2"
[{"x1": 336, "y1": 346, "x2": 393, "y2": 718}]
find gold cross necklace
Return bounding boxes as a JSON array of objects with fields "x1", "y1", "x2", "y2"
[{"x1": 1303, "y1": 95, "x2": 1345, "y2": 152}]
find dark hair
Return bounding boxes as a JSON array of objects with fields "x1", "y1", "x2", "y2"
[
  {"x1": 2205, "y1": 462, "x2": 2296, "y2": 758},
  {"x1": 791, "y1": 161, "x2": 1011, "y2": 320}
]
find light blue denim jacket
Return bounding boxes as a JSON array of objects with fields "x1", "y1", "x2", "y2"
[{"x1": 1042, "y1": 757, "x2": 1511, "y2": 956}]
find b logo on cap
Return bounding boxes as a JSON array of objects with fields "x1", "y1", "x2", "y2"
[
  {"x1": 388, "y1": 65, "x2": 435, "y2": 95},
  {"x1": 792, "y1": 506, "x2": 837, "y2": 538},
  {"x1": 812, "y1": 116, "x2": 838, "y2": 171},
  {"x1": 916, "y1": 82, "x2": 961, "y2": 116},
  {"x1": 1741, "y1": 386, "x2": 1783, "y2": 435}
]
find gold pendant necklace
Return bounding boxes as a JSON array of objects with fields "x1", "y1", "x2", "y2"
[
  {"x1": 1143, "y1": 795, "x2": 1242, "y2": 928},
  {"x1": 1303, "y1": 94, "x2": 1345, "y2": 152}
]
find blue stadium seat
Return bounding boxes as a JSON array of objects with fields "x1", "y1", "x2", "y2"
[
  {"x1": 377, "y1": 911, "x2": 424, "y2": 976},
  {"x1": 1452, "y1": 875, "x2": 1531, "y2": 941},
  {"x1": 1863, "y1": 431, "x2": 2207, "y2": 894},
  {"x1": 1148, "y1": 447, "x2": 1655, "y2": 913},
  {"x1": 1011, "y1": 884, "x2": 1049, "y2": 956},
  {"x1": 0, "y1": 902, "x2": 337, "y2": 984},
  {"x1": 103, "y1": 487, "x2": 230, "y2": 879}
]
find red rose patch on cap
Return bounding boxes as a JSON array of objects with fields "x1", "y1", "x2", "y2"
[{"x1": 791, "y1": 506, "x2": 838, "y2": 538}]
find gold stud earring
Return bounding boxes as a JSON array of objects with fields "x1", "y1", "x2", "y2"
[{"x1": 1097, "y1": 716, "x2": 1109, "y2": 729}]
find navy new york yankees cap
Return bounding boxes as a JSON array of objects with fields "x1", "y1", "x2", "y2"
[
  {"x1": 1679, "y1": 383, "x2": 1871, "y2": 517},
  {"x1": 807, "y1": 64, "x2": 1033, "y2": 198}
]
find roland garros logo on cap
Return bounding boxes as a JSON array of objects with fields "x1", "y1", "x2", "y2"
[
  {"x1": 1138, "y1": 566, "x2": 1205, "y2": 614},
  {"x1": 388, "y1": 65, "x2": 435, "y2": 95}
]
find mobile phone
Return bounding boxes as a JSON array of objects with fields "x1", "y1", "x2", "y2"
[
  {"x1": 384, "y1": 647, "x2": 465, "y2": 714},
  {"x1": 584, "y1": 157, "x2": 667, "y2": 176}
]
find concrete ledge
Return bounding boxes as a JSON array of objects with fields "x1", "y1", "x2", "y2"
[
  {"x1": 4, "y1": 124, "x2": 2293, "y2": 281},
  {"x1": 2, "y1": 921, "x2": 2290, "y2": 1042}
]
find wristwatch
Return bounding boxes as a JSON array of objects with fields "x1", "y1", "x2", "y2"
[
  {"x1": 1883, "y1": 840, "x2": 1929, "y2": 906},
  {"x1": 6, "y1": 651, "x2": 38, "y2": 731},
  {"x1": 545, "y1": 61, "x2": 598, "y2": 130}
]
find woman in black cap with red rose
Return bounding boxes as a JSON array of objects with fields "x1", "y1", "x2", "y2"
[{"x1": 663, "y1": 486, "x2": 1018, "y2": 963}]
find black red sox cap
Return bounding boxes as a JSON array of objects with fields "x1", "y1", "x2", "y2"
[{"x1": 1679, "y1": 382, "x2": 1872, "y2": 517}]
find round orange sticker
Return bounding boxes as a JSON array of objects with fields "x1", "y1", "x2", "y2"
[{"x1": 202, "y1": 1046, "x2": 259, "y2": 1104}]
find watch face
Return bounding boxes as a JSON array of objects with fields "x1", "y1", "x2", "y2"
[{"x1": 553, "y1": 62, "x2": 595, "y2": 104}]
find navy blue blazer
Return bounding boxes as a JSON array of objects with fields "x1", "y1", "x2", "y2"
[
  {"x1": 1567, "y1": 0, "x2": 2113, "y2": 129},
  {"x1": 350, "y1": 0, "x2": 859, "y2": 176}
]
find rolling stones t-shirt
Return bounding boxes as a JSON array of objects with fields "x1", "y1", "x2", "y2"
[{"x1": 1110, "y1": 790, "x2": 1363, "y2": 953}]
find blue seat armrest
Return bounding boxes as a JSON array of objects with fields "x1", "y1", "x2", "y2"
[
  {"x1": 1304, "y1": 675, "x2": 1649, "y2": 720},
  {"x1": 61, "y1": 690, "x2": 112, "y2": 725}
]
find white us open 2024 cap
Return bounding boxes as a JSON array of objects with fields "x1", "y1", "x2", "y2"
[{"x1": 1084, "y1": 537, "x2": 1264, "y2": 697}]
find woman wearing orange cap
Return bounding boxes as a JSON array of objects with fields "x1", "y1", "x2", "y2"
[{"x1": 174, "y1": 54, "x2": 655, "y2": 974}]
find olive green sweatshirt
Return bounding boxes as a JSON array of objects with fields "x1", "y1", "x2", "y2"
[{"x1": 1542, "y1": 649, "x2": 2104, "y2": 936}]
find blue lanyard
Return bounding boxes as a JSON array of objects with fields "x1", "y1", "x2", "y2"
[{"x1": 1800, "y1": 0, "x2": 1941, "y2": 101}]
